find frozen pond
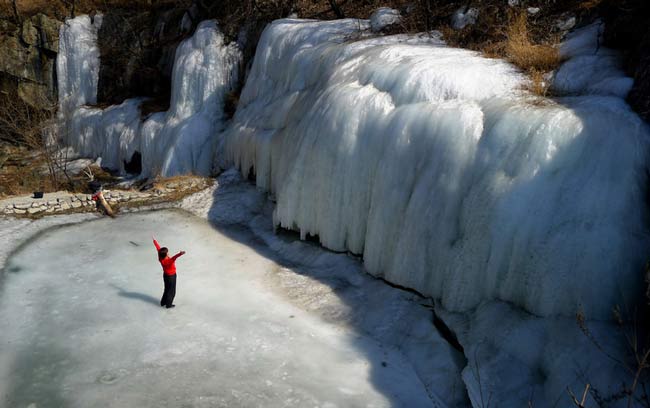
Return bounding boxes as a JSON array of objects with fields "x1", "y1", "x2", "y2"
[{"x1": 0, "y1": 210, "x2": 433, "y2": 407}]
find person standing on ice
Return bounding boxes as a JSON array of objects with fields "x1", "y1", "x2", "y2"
[{"x1": 153, "y1": 237, "x2": 186, "y2": 309}]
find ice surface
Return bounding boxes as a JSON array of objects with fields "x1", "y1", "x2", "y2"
[
  {"x1": 0, "y1": 210, "x2": 448, "y2": 407},
  {"x1": 57, "y1": 18, "x2": 241, "y2": 176},
  {"x1": 178, "y1": 169, "x2": 470, "y2": 407},
  {"x1": 222, "y1": 18, "x2": 650, "y2": 320}
]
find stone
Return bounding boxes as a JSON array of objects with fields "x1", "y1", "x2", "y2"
[
  {"x1": 451, "y1": 7, "x2": 479, "y2": 30},
  {"x1": 556, "y1": 16, "x2": 576, "y2": 31},
  {"x1": 60, "y1": 202, "x2": 71, "y2": 210},
  {"x1": 14, "y1": 209, "x2": 26, "y2": 214},
  {"x1": 527, "y1": 7, "x2": 540, "y2": 15},
  {"x1": 32, "y1": 13, "x2": 60, "y2": 53},
  {"x1": 45, "y1": 207, "x2": 55, "y2": 213},
  {"x1": 71, "y1": 201, "x2": 82, "y2": 208},
  {"x1": 21, "y1": 20, "x2": 38, "y2": 46},
  {"x1": 14, "y1": 203, "x2": 31, "y2": 210},
  {"x1": 27, "y1": 207, "x2": 41, "y2": 214},
  {"x1": 47, "y1": 200, "x2": 58, "y2": 206},
  {"x1": 18, "y1": 81, "x2": 53, "y2": 107},
  {"x1": 4, "y1": 208, "x2": 14, "y2": 214}
]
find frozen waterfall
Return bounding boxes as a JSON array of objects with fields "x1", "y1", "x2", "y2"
[
  {"x1": 56, "y1": 14, "x2": 650, "y2": 320},
  {"x1": 57, "y1": 17, "x2": 241, "y2": 176},
  {"x1": 222, "y1": 18, "x2": 650, "y2": 320}
]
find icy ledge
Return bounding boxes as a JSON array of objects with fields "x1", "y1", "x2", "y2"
[
  {"x1": 222, "y1": 18, "x2": 650, "y2": 320},
  {"x1": 57, "y1": 17, "x2": 241, "y2": 176}
]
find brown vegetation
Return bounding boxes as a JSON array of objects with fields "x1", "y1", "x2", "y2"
[{"x1": 0, "y1": 0, "x2": 191, "y2": 20}]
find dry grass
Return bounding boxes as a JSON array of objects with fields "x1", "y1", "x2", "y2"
[
  {"x1": 441, "y1": 10, "x2": 561, "y2": 97},
  {"x1": 504, "y1": 12, "x2": 561, "y2": 73},
  {"x1": 579, "y1": 0, "x2": 606, "y2": 10},
  {"x1": 0, "y1": 146, "x2": 53, "y2": 196},
  {"x1": 502, "y1": 12, "x2": 561, "y2": 95}
]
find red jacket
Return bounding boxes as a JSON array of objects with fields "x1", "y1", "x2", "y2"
[{"x1": 153, "y1": 239, "x2": 183, "y2": 275}]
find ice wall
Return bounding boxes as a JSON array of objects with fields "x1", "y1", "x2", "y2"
[
  {"x1": 223, "y1": 19, "x2": 650, "y2": 319},
  {"x1": 57, "y1": 18, "x2": 241, "y2": 176}
]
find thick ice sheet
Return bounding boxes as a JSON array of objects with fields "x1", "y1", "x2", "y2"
[
  {"x1": 223, "y1": 18, "x2": 650, "y2": 319},
  {"x1": 57, "y1": 14, "x2": 103, "y2": 119},
  {"x1": 58, "y1": 18, "x2": 240, "y2": 176},
  {"x1": 0, "y1": 210, "x2": 436, "y2": 407}
]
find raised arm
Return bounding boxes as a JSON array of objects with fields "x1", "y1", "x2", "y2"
[
  {"x1": 171, "y1": 251, "x2": 186, "y2": 261},
  {"x1": 153, "y1": 238, "x2": 161, "y2": 251}
]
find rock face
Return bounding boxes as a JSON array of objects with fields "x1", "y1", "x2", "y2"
[
  {"x1": 628, "y1": 31, "x2": 650, "y2": 121},
  {"x1": 602, "y1": 0, "x2": 650, "y2": 121},
  {"x1": 95, "y1": 8, "x2": 188, "y2": 106},
  {"x1": 0, "y1": 14, "x2": 61, "y2": 107}
]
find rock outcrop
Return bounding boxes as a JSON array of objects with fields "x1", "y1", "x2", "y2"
[{"x1": 0, "y1": 14, "x2": 61, "y2": 107}]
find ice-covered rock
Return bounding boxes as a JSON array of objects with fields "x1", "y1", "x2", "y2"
[
  {"x1": 556, "y1": 16, "x2": 577, "y2": 31},
  {"x1": 369, "y1": 8, "x2": 401, "y2": 32},
  {"x1": 451, "y1": 7, "x2": 479, "y2": 30},
  {"x1": 57, "y1": 17, "x2": 241, "y2": 176},
  {"x1": 223, "y1": 18, "x2": 650, "y2": 320},
  {"x1": 553, "y1": 22, "x2": 634, "y2": 98}
]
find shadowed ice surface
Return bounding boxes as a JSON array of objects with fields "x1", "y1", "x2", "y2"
[{"x1": 0, "y1": 210, "x2": 433, "y2": 407}]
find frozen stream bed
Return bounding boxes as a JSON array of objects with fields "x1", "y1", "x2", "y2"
[{"x1": 0, "y1": 209, "x2": 439, "y2": 408}]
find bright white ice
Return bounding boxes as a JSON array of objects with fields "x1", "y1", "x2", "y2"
[
  {"x1": 0, "y1": 210, "x2": 442, "y2": 407},
  {"x1": 223, "y1": 18, "x2": 650, "y2": 320}
]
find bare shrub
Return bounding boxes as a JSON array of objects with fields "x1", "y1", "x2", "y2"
[{"x1": 0, "y1": 91, "x2": 73, "y2": 195}]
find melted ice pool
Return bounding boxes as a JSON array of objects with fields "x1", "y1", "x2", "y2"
[{"x1": 0, "y1": 210, "x2": 432, "y2": 407}]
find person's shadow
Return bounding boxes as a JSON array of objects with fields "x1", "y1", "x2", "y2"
[{"x1": 110, "y1": 283, "x2": 160, "y2": 307}]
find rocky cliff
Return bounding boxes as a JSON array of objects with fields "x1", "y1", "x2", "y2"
[{"x1": 0, "y1": 13, "x2": 60, "y2": 107}]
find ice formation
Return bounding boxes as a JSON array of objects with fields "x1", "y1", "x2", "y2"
[
  {"x1": 57, "y1": 14, "x2": 103, "y2": 120},
  {"x1": 57, "y1": 17, "x2": 241, "y2": 176},
  {"x1": 56, "y1": 13, "x2": 650, "y2": 321},
  {"x1": 223, "y1": 18, "x2": 650, "y2": 320}
]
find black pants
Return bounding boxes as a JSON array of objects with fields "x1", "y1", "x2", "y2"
[{"x1": 161, "y1": 274, "x2": 176, "y2": 307}]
